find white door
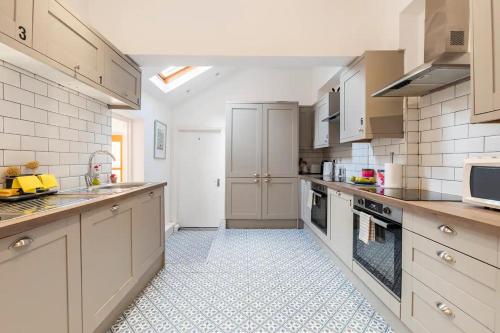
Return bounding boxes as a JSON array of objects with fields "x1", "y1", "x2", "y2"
[{"x1": 177, "y1": 130, "x2": 224, "y2": 227}]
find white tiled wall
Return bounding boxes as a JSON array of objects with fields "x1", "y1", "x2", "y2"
[
  {"x1": 0, "y1": 60, "x2": 112, "y2": 190},
  {"x1": 299, "y1": 80, "x2": 500, "y2": 195}
]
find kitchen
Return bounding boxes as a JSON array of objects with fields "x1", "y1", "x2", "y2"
[{"x1": 0, "y1": 0, "x2": 500, "y2": 332}]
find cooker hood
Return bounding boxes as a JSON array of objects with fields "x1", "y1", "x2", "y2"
[{"x1": 373, "y1": 0, "x2": 470, "y2": 97}]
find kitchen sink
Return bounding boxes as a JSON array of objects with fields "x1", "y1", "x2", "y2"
[{"x1": 59, "y1": 182, "x2": 149, "y2": 195}]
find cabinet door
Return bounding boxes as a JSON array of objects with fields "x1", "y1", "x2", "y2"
[
  {"x1": 340, "y1": 62, "x2": 365, "y2": 142},
  {"x1": 314, "y1": 97, "x2": 330, "y2": 148},
  {"x1": 299, "y1": 107, "x2": 314, "y2": 149},
  {"x1": 0, "y1": 216, "x2": 82, "y2": 333},
  {"x1": 104, "y1": 46, "x2": 141, "y2": 105},
  {"x1": 262, "y1": 103, "x2": 298, "y2": 177},
  {"x1": 471, "y1": 0, "x2": 500, "y2": 120},
  {"x1": 329, "y1": 191, "x2": 353, "y2": 268},
  {"x1": 132, "y1": 189, "x2": 164, "y2": 278},
  {"x1": 81, "y1": 200, "x2": 134, "y2": 333},
  {"x1": 262, "y1": 177, "x2": 298, "y2": 220},
  {"x1": 0, "y1": 0, "x2": 33, "y2": 46},
  {"x1": 226, "y1": 178, "x2": 261, "y2": 219},
  {"x1": 226, "y1": 103, "x2": 262, "y2": 177},
  {"x1": 33, "y1": 0, "x2": 104, "y2": 83}
]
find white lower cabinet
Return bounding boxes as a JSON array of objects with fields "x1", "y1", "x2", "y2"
[
  {"x1": 328, "y1": 190, "x2": 353, "y2": 269},
  {"x1": 402, "y1": 272, "x2": 491, "y2": 333},
  {"x1": 0, "y1": 216, "x2": 82, "y2": 333},
  {"x1": 82, "y1": 199, "x2": 135, "y2": 333},
  {"x1": 132, "y1": 189, "x2": 164, "y2": 277}
]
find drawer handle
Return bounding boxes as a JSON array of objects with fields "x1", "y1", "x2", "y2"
[
  {"x1": 253, "y1": 173, "x2": 259, "y2": 177},
  {"x1": 264, "y1": 178, "x2": 270, "y2": 183},
  {"x1": 436, "y1": 302, "x2": 454, "y2": 318},
  {"x1": 110, "y1": 204, "x2": 120, "y2": 212},
  {"x1": 437, "y1": 250, "x2": 456, "y2": 264},
  {"x1": 438, "y1": 225, "x2": 456, "y2": 235},
  {"x1": 253, "y1": 179, "x2": 259, "y2": 183},
  {"x1": 9, "y1": 237, "x2": 33, "y2": 250},
  {"x1": 149, "y1": 191, "x2": 154, "y2": 197}
]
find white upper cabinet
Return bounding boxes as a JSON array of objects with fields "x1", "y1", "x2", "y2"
[
  {"x1": 226, "y1": 103, "x2": 263, "y2": 178},
  {"x1": 33, "y1": 0, "x2": 105, "y2": 84},
  {"x1": 340, "y1": 51, "x2": 405, "y2": 143},
  {"x1": 0, "y1": 0, "x2": 33, "y2": 46},
  {"x1": 471, "y1": 0, "x2": 500, "y2": 123},
  {"x1": 262, "y1": 103, "x2": 298, "y2": 177},
  {"x1": 103, "y1": 46, "x2": 142, "y2": 105},
  {"x1": 313, "y1": 92, "x2": 340, "y2": 149}
]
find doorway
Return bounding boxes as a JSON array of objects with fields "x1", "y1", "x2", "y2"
[
  {"x1": 176, "y1": 129, "x2": 224, "y2": 228},
  {"x1": 112, "y1": 116, "x2": 132, "y2": 182}
]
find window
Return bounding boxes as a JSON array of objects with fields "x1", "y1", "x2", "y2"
[
  {"x1": 112, "y1": 135, "x2": 123, "y2": 182},
  {"x1": 150, "y1": 66, "x2": 212, "y2": 93}
]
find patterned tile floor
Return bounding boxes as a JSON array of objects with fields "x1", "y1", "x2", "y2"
[{"x1": 109, "y1": 228, "x2": 395, "y2": 333}]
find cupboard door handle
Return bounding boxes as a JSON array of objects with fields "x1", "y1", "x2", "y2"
[
  {"x1": 437, "y1": 250, "x2": 455, "y2": 264},
  {"x1": 264, "y1": 179, "x2": 270, "y2": 183},
  {"x1": 9, "y1": 237, "x2": 33, "y2": 250},
  {"x1": 99, "y1": 76, "x2": 103, "y2": 84},
  {"x1": 110, "y1": 204, "x2": 120, "y2": 212},
  {"x1": 149, "y1": 191, "x2": 154, "y2": 197},
  {"x1": 74, "y1": 64, "x2": 80, "y2": 71},
  {"x1": 253, "y1": 173, "x2": 259, "y2": 177},
  {"x1": 253, "y1": 179, "x2": 259, "y2": 183},
  {"x1": 438, "y1": 225, "x2": 456, "y2": 235},
  {"x1": 436, "y1": 302, "x2": 454, "y2": 318}
]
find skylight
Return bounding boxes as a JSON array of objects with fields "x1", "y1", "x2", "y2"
[{"x1": 150, "y1": 66, "x2": 212, "y2": 94}]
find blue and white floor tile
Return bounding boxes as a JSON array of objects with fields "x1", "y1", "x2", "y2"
[{"x1": 109, "y1": 228, "x2": 395, "y2": 333}]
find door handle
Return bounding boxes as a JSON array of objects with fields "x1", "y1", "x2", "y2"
[
  {"x1": 216, "y1": 178, "x2": 220, "y2": 187},
  {"x1": 9, "y1": 237, "x2": 33, "y2": 250},
  {"x1": 110, "y1": 204, "x2": 120, "y2": 212},
  {"x1": 264, "y1": 179, "x2": 270, "y2": 183}
]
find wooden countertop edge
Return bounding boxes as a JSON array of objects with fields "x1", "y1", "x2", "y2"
[
  {"x1": 0, "y1": 182, "x2": 168, "y2": 239},
  {"x1": 299, "y1": 175, "x2": 500, "y2": 230}
]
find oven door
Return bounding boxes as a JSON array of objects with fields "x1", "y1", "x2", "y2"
[
  {"x1": 311, "y1": 190, "x2": 327, "y2": 235},
  {"x1": 352, "y1": 207, "x2": 402, "y2": 299}
]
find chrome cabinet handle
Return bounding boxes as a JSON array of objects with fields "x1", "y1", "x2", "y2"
[
  {"x1": 9, "y1": 237, "x2": 33, "y2": 250},
  {"x1": 438, "y1": 225, "x2": 456, "y2": 235},
  {"x1": 253, "y1": 179, "x2": 259, "y2": 183},
  {"x1": 74, "y1": 64, "x2": 80, "y2": 71},
  {"x1": 110, "y1": 204, "x2": 120, "y2": 212},
  {"x1": 253, "y1": 173, "x2": 259, "y2": 177},
  {"x1": 437, "y1": 250, "x2": 455, "y2": 264},
  {"x1": 149, "y1": 191, "x2": 154, "y2": 197},
  {"x1": 264, "y1": 173, "x2": 270, "y2": 177},
  {"x1": 436, "y1": 302, "x2": 454, "y2": 318},
  {"x1": 264, "y1": 179, "x2": 270, "y2": 183}
]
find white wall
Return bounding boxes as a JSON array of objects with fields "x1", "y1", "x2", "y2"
[
  {"x1": 114, "y1": 90, "x2": 173, "y2": 221},
  {"x1": 85, "y1": 0, "x2": 402, "y2": 59},
  {"x1": 168, "y1": 67, "x2": 317, "y2": 223}
]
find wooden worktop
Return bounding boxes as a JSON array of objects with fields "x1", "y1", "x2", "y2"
[
  {"x1": 0, "y1": 182, "x2": 167, "y2": 239},
  {"x1": 300, "y1": 175, "x2": 500, "y2": 230}
]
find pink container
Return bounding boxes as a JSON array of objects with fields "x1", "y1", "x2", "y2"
[{"x1": 362, "y1": 169, "x2": 375, "y2": 177}]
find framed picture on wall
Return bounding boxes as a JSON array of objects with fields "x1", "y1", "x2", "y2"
[{"x1": 154, "y1": 120, "x2": 167, "y2": 159}]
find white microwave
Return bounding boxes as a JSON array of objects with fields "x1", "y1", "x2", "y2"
[{"x1": 463, "y1": 157, "x2": 500, "y2": 209}]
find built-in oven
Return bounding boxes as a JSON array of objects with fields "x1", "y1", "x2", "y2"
[
  {"x1": 310, "y1": 182, "x2": 328, "y2": 235},
  {"x1": 352, "y1": 196, "x2": 403, "y2": 300}
]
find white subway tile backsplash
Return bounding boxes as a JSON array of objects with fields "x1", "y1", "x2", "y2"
[
  {"x1": 420, "y1": 129, "x2": 442, "y2": 142},
  {"x1": 430, "y1": 86, "x2": 455, "y2": 104},
  {"x1": 421, "y1": 154, "x2": 442, "y2": 167},
  {"x1": 78, "y1": 131, "x2": 94, "y2": 143},
  {"x1": 86, "y1": 100, "x2": 100, "y2": 113},
  {"x1": 58, "y1": 102, "x2": 79, "y2": 118},
  {"x1": 48, "y1": 85, "x2": 69, "y2": 103},
  {"x1": 443, "y1": 153, "x2": 468, "y2": 167},
  {"x1": 48, "y1": 165, "x2": 70, "y2": 177},
  {"x1": 78, "y1": 109, "x2": 94, "y2": 122},
  {"x1": 69, "y1": 118, "x2": 87, "y2": 131},
  {"x1": 0, "y1": 99, "x2": 21, "y2": 118},
  {"x1": 60, "y1": 152, "x2": 79, "y2": 165},
  {"x1": 442, "y1": 124, "x2": 468, "y2": 140},
  {"x1": 421, "y1": 178, "x2": 442, "y2": 192},
  {"x1": 21, "y1": 75, "x2": 48, "y2": 95},
  {"x1": 48, "y1": 112, "x2": 70, "y2": 128},
  {"x1": 70, "y1": 164, "x2": 87, "y2": 176},
  {"x1": 420, "y1": 104, "x2": 441, "y2": 119},
  {"x1": 419, "y1": 118, "x2": 431, "y2": 131},
  {"x1": 59, "y1": 176, "x2": 80, "y2": 190},
  {"x1": 485, "y1": 136, "x2": 500, "y2": 152},
  {"x1": 441, "y1": 180, "x2": 462, "y2": 196},
  {"x1": 21, "y1": 105, "x2": 48, "y2": 123},
  {"x1": 0, "y1": 117, "x2": 4, "y2": 133},
  {"x1": 454, "y1": 137, "x2": 484, "y2": 153},
  {"x1": 4, "y1": 85, "x2": 34, "y2": 106},
  {"x1": 442, "y1": 95, "x2": 467, "y2": 114},
  {"x1": 431, "y1": 167, "x2": 455, "y2": 180},
  {"x1": 4, "y1": 118, "x2": 35, "y2": 136},
  {"x1": 0, "y1": 133, "x2": 20, "y2": 150},
  {"x1": 35, "y1": 123, "x2": 59, "y2": 139},
  {"x1": 0, "y1": 66, "x2": 20, "y2": 87},
  {"x1": 431, "y1": 141, "x2": 454, "y2": 154},
  {"x1": 35, "y1": 95, "x2": 58, "y2": 113},
  {"x1": 455, "y1": 81, "x2": 470, "y2": 97},
  {"x1": 69, "y1": 94, "x2": 86, "y2": 108},
  {"x1": 454, "y1": 109, "x2": 470, "y2": 125},
  {"x1": 49, "y1": 139, "x2": 70, "y2": 152},
  {"x1": 468, "y1": 123, "x2": 500, "y2": 138},
  {"x1": 35, "y1": 152, "x2": 60, "y2": 166},
  {"x1": 4, "y1": 150, "x2": 35, "y2": 165},
  {"x1": 60, "y1": 127, "x2": 79, "y2": 141},
  {"x1": 70, "y1": 141, "x2": 87, "y2": 153},
  {"x1": 431, "y1": 113, "x2": 454, "y2": 129},
  {"x1": 21, "y1": 136, "x2": 48, "y2": 151}
]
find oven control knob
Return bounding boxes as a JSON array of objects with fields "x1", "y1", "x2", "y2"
[
  {"x1": 383, "y1": 207, "x2": 391, "y2": 215},
  {"x1": 357, "y1": 199, "x2": 364, "y2": 206}
]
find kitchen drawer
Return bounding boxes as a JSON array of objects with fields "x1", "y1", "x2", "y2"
[
  {"x1": 404, "y1": 211, "x2": 499, "y2": 267},
  {"x1": 403, "y1": 229, "x2": 498, "y2": 331},
  {"x1": 402, "y1": 272, "x2": 491, "y2": 333}
]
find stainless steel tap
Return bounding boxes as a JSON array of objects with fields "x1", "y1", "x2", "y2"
[{"x1": 85, "y1": 150, "x2": 116, "y2": 187}]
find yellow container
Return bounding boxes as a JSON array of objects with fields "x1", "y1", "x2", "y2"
[{"x1": 38, "y1": 174, "x2": 59, "y2": 190}]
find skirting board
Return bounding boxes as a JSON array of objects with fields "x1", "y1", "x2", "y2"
[{"x1": 226, "y1": 219, "x2": 298, "y2": 229}]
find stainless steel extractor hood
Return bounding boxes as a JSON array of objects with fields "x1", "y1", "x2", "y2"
[{"x1": 373, "y1": 0, "x2": 470, "y2": 97}]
